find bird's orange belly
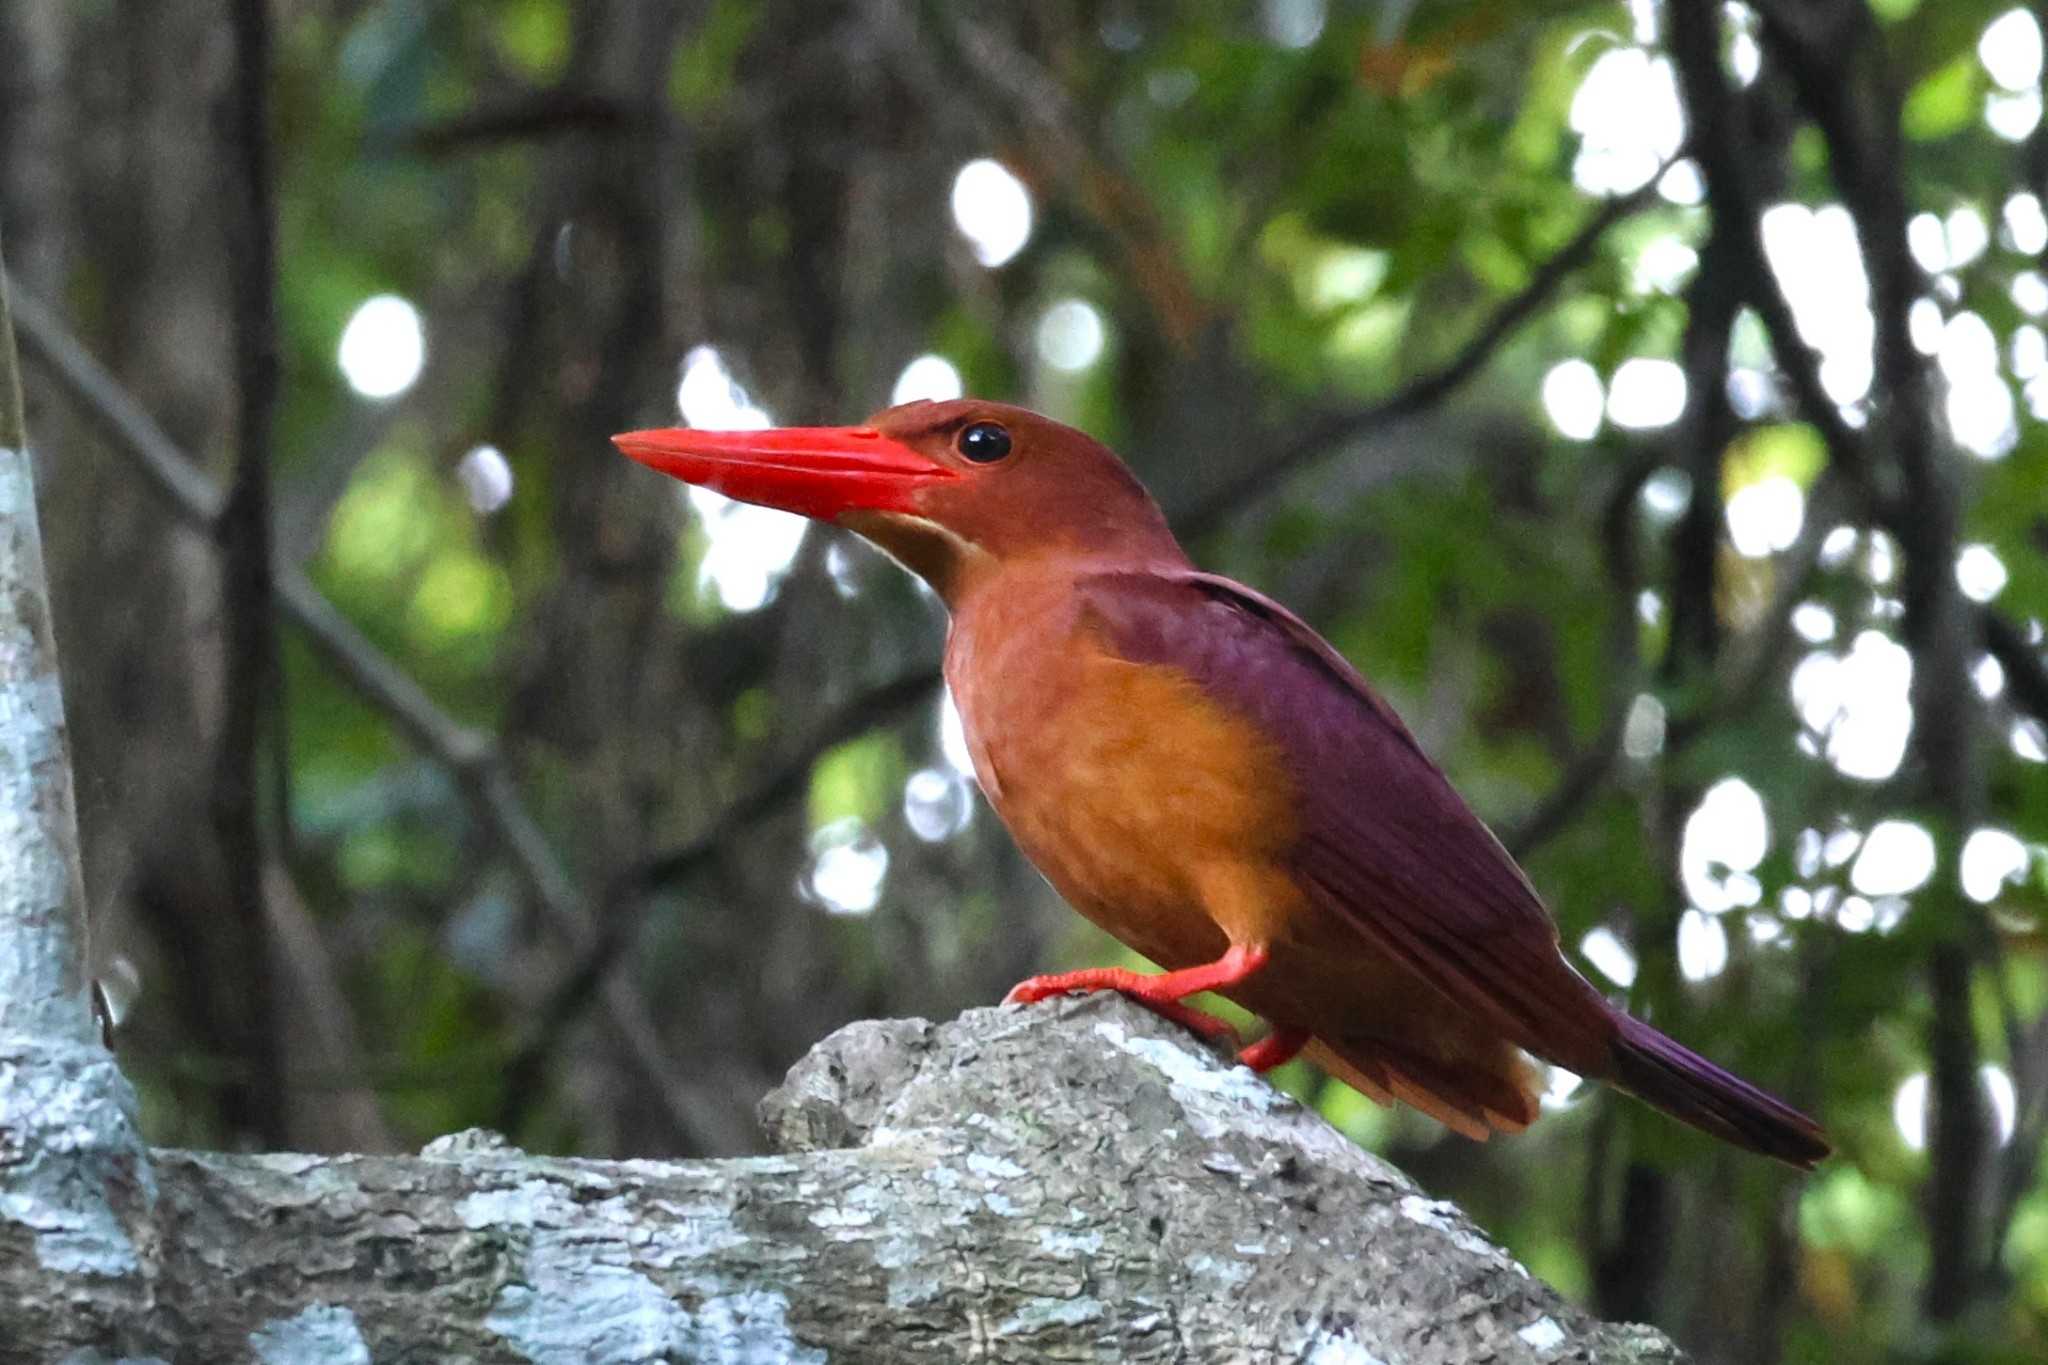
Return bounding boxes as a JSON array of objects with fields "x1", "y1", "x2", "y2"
[
  {"x1": 954, "y1": 636, "x2": 1506, "y2": 1054},
  {"x1": 958, "y1": 646, "x2": 1305, "y2": 970}
]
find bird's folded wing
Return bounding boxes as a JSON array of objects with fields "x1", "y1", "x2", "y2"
[{"x1": 1077, "y1": 567, "x2": 1613, "y2": 1067}]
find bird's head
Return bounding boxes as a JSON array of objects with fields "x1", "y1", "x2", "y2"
[{"x1": 614, "y1": 399, "x2": 1181, "y2": 602}]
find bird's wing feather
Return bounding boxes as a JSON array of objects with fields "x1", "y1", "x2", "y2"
[{"x1": 1077, "y1": 567, "x2": 1614, "y2": 1068}]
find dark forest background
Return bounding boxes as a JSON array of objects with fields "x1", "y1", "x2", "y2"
[{"x1": 2, "y1": 2, "x2": 2045, "y2": 1360}]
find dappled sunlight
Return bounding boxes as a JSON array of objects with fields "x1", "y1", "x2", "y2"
[
  {"x1": 939, "y1": 690, "x2": 975, "y2": 777},
  {"x1": 1579, "y1": 927, "x2": 1638, "y2": 989},
  {"x1": 1629, "y1": 234, "x2": 1698, "y2": 295},
  {"x1": 1940, "y1": 311, "x2": 2019, "y2": 457},
  {"x1": 1960, "y1": 827, "x2": 2030, "y2": 902},
  {"x1": 1726, "y1": 366, "x2": 1776, "y2": 419},
  {"x1": 904, "y1": 767, "x2": 975, "y2": 842},
  {"x1": 1986, "y1": 89, "x2": 2041, "y2": 140},
  {"x1": 806, "y1": 818, "x2": 889, "y2": 915},
  {"x1": 2013, "y1": 323, "x2": 2048, "y2": 379},
  {"x1": 1981, "y1": 9, "x2": 2044, "y2": 92},
  {"x1": 1759, "y1": 203, "x2": 1874, "y2": 407},
  {"x1": 1894, "y1": 1073, "x2": 1929, "y2": 1150},
  {"x1": 1606, "y1": 357, "x2": 1686, "y2": 429},
  {"x1": 674, "y1": 346, "x2": 808, "y2": 613},
  {"x1": 1676, "y1": 908, "x2": 1728, "y2": 983},
  {"x1": 891, "y1": 353, "x2": 965, "y2": 405},
  {"x1": 2016, "y1": 718, "x2": 2048, "y2": 762},
  {"x1": 2014, "y1": 270, "x2": 2048, "y2": 317},
  {"x1": 457, "y1": 444, "x2": 512, "y2": 514},
  {"x1": 1894, "y1": 1067, "x2": 2019, "y2": 1151},
  {"x1": 951, "y1": 159, "x2": 1033, "y2": 268},
  {"x1": 2007, "y1": 193, "x2": 2048, "y2": 253},
  {"x1": 1036, "y1": 299, "x2": 1108, "y2": 372},
  {"x1": 1540, "y1": 1064, "x2": 1584, "y2": 1112},
  {"x1": 337, "y1": 294, "x2": 424, "y2": 399},
  {"x1": 1640, "y1": 468, "x2": 1691, "y2": 522},
  {"x1": 1793, "y1": 602, "x2": 1836, "y2": 643},
  {"x1": 1258, "y1": 0, "x2": 1325, "y2": 50},
  {"x1": 1975, "y1": 653, "x2": 2007, "y2": 699},
  {"x1": 1540, "y1": 359, "x2": 1604, "y2": 440},
  {"x1": 1622, "y1": 693, "x2": 1666, "y2": 760},
  {"x1": 1680, "y1": 777, "x2": 1768, "y2": 918},
  {"x1": 1725, "y1": 476, "x2": 1804, "y2": 557},
  {"x1": 1790, "y1": 630, "x2": 1915, "y2": 782},
  {"x1": 1848, "y1": 820, "x2": 1936, "y2": 898},
  {"x1": 1569, "y1": 47, "x2": 1684, "y2": 197},
  {"x1": 1946, "y1": 206, "x2": 1991, "y2": 269},
  {"x1": 1955, "y1": 543, "x2": 2009, "y2": 601}
]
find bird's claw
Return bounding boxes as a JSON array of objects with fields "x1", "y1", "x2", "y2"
[
  {"x1": 1004, "y1": 972, "x2": 1243, "y2": 1050},
  {"x1": 1236, "y1": 1026, "x2": 1311, "y2": 1073},
  {"x1": 1001, "y1": 978, "x2": 1064, "y2": 1007}
]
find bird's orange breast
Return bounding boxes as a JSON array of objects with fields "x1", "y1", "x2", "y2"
[{"x1": 945, "y1": 565, "x2": 1306, "y2": 968}]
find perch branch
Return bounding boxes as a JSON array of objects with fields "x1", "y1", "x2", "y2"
[{"x1": 0, "y1": 996, "x2": 1690, "y2": 1364}]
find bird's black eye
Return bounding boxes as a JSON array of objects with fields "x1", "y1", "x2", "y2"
[{"x1": 956, "y1": 422, "x2": 1012, "y2": 464}]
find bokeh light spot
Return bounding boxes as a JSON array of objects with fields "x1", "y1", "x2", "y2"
[
  {"x1": 338, "y1": 294, "x2": 425, "y2": 399},
  {"x1": 951, "y1": 159, "x2": 1034, "y2": 268}
]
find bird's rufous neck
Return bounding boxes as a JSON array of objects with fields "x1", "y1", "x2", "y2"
[
  {"x1": 944, "y1": 544, "x2": 1194, "y2": 622},
  {"x1": 841, "y1": 508, "x2": 1189, "y2": 613}
]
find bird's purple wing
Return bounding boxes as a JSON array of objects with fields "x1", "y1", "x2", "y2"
[{"x1": 1077, "y1": 567, "x2": 1615, "y2": 1068}]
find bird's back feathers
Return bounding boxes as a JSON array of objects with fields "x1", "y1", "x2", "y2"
[{"x1": 1079, "y1": 566, "x2": 1828, "y2": 1166}]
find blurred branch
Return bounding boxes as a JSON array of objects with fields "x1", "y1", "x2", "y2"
[
  {"x1": 1664, "y1": 472, "x2": 1850, "y2": 754},
  {"x1": 1503, "y1": 456, "x2": 1656, "y2": 859},
  {"x1": 273, "y1": 392, "x2": 411, "y2": 564},
  {"x1": 381, "y1": 89, "x2": 653, "y2": 157},
  {"x1": 1176, "y1": 176, "x2": 1663, "y2": 543},
  {"x1": 1983, "y1": 609, "x2": 2048, "y2": 724},
  {"x1": 1991, "y1": 1006, "x2": 2048, "y2": 1280},
  {"x1": 211, "y1": 0, "x2": 287, "y2": 1145},
  {"x1": 6, "y1": 284, "x2": 225, "y2": 522},
  {"x1": 1660, "y1": 189, "x2": 1741, "y2": 676},
  {"x1": 262, "y1": 862, "x2": 395, "y2": 1151},
  {"x1": 6, "y1": 276, "x2": 733, "y2": 1149},
  {"x1": 497, "y1": 666, "x2": 944, "y2": 1131},
  {"x1": 625, "y1": 669, "x2": 943, "y2": 893}
]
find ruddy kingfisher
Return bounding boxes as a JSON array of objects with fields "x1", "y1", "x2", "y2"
[{"x1": 615, "y1": 399, "x2": 1828, "y2": 1166}]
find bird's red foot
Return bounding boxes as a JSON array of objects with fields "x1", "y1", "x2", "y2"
[
  {"x1": 1004, "y1": 969, "x2": 1243, "y2": 1046},
  {"x1": 1237, "y1": 1027, "x2": 1311, "y2": 1073},
  {"x1": 1002, "y1": 943, "x2": 1272, "y2": 1050}
]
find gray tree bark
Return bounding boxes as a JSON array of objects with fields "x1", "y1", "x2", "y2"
[{"x1": 2, "y1": 988, "x2": 1686, "y2": 1365}]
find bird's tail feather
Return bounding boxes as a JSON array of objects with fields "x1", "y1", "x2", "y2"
[
  {"x1": 1608, "y1": 1013, "x2": 1830, "y2": 1169},
  {"x1": 1306, "y1": 1036, "x2": 1540, "y2": 1142}
]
